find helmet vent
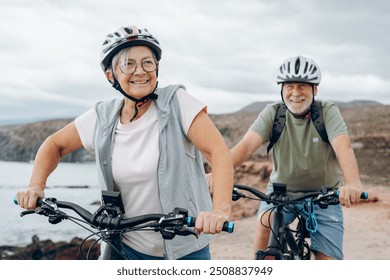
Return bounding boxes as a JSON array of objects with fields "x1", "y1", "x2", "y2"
[
  {"x1": 304, "y1": 62, "x2": 309, "y2": 73},
  {"x1": 295, "y1": 57, "x2": 301, "y2": 74},
  {"x1": 124, "y1": 27, "x2": 132, "y2": 34}
]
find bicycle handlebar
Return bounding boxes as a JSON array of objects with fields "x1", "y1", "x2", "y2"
[
  {"x1": 233, "y1": 184, "x2": 368, "y2": 205},
  {"x1": 14, "y1": 196, "x2": 234, "y2": 233}
]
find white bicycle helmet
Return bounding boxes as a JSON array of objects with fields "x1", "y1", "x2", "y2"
[
  {"x1": 100, "y1": 25, "x2": 162, "y2": 71},
  {"x1": 276, "y1": 55, "x2": 321, "y2": 85}
]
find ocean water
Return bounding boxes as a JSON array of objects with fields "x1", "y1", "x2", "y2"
[{"x1": 0, "y1": 161, "x2": 101, "y2": 247}]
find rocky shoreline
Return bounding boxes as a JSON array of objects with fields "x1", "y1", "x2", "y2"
[{"x1": 0, "y1": 235, "x2": 100, "y2": 260}]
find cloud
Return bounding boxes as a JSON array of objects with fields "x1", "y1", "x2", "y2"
[
  {"x1": 0, "y1": 0, "x2": 389, "y2": 124},
  {"x1": 322, "y1": 73, "x2": 390, "y2": 103}
]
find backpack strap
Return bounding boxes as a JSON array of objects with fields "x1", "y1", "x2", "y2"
[
  {"x1": 266, "y1": 101, "x2": 329, "y2": 157},
  {"x1": 267, "y1": 103, "x2": 287, "y2": 157},
  {"x1": 310, "y1": 101, "x2": 329, "y2": 144}
]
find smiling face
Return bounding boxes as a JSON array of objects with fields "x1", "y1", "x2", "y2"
[
  {"x1": 106, "y1": 46, "x2": 158, "y2": 100},
  {"x1": 282, "y1": 82, "x2": 317, "y2": 116}
]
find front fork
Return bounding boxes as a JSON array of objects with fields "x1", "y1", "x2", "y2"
[{"x1": 255, "y1": 206, "x2": 291, "y2": 260}]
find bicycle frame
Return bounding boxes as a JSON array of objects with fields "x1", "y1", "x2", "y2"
[
  {"x1": 256, "y1": 202, "x2": 310, "y2": 260},
  {"x1": 232, "y1": 183, "x2": 336, "y2": 260},
  {"x1": 234, "y1": 183, "x2": 367, "y2": 260},
  {"x1": 253, "y1": 182, "x2": 309, "y2": 260}
]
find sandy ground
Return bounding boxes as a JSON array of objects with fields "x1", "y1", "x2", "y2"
[{"x1": 210, "y1": 186, "x2": 390, "y2": 260}]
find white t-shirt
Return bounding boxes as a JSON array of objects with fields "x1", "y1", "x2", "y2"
[{"x1": 75, "y1": 88, "x2": 205, "y2": 256}]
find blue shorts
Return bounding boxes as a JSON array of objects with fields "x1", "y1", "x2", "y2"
[
  {"x1": 258, "y1": 187, "x2": 344, "y2": 260},
  {"x1": 122, "y1": 244, "x2": 211, "y2": 260}
]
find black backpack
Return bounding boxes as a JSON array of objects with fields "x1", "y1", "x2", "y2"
[{"x1": 266, "y1": 101, "x2": 329, "y2": 156}]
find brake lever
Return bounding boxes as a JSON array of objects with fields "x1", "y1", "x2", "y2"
[
  {"x1": 174, "y1": 226, "x2": 198, "y2": 238},
  {"x1": 20, "y1": 205, "x2": 54, "y2": 217},
  {"x1": 20, "y1": 209, "x2": 37, "y2": 217},
  {"x1": 158, "y1": 226, "x2": 198, "y2": 240}
]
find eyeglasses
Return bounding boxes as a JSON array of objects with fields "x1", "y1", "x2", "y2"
[
  {"x1": 283, "y1": 83, "x2": 312, "y2": 92},
  {"x1": 118, "y1": 58, "x2": 157, "y2": 74}
]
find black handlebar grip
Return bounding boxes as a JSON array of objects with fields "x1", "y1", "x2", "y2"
[
  {"x1": 186, "y1": 216, "x2": 234, "y2": 233},
  {"x1": 13, "y1": 196, "x2": 43, "y2": 206},
  {"x1": 335, "y1": 191, "x2": 368, "y2": 200}
]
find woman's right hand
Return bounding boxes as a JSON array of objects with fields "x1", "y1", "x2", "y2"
[{"x1": 16, "y1": 186, "x2": 45, "y2": 210}]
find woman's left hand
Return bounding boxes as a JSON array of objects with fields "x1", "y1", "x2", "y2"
[{"x1": 195, "y1": 208, "x2": 230, "y2": 235}]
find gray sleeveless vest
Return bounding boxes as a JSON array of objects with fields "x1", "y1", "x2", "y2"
[{"x1": 93, "y1": 84, "x2": 213, "y2": 259}]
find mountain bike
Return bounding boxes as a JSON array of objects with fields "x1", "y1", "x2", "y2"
[
  {"x1": 232, "y1": 183, "x2": 368, "y2": 260},
  {"x1": 14, "y1": 190, "x2": 234, "y2": 260}
]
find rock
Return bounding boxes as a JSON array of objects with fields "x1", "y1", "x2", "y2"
[
  {"x1": 0, "y1": 235, "x2": 100, "y2": 260},
  {"x1": 230, "y1": 161, "x2": 271, "y2": 220}
]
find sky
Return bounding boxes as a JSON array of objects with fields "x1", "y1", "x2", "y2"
[{"x1": 1, "y1": 0, "x2": 389, "y2": 124}]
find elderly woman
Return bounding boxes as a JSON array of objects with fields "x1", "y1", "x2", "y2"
[{"x1": 16, "y1": 25, "x2": 233, "y2": 260}]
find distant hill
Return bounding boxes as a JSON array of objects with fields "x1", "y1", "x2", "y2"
[
  {"x1": 237, "y1": 100, "x2": 383, "y2": 113},
  {"x1": 0, "y1": 119, "x2": 94, "y2": 163},
  {"x1": 237, "y1": 101, "x2": 275, "y2": 113},
  {"x1": 330, "y1": 100, "x2": 382, "y2": 108}
]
